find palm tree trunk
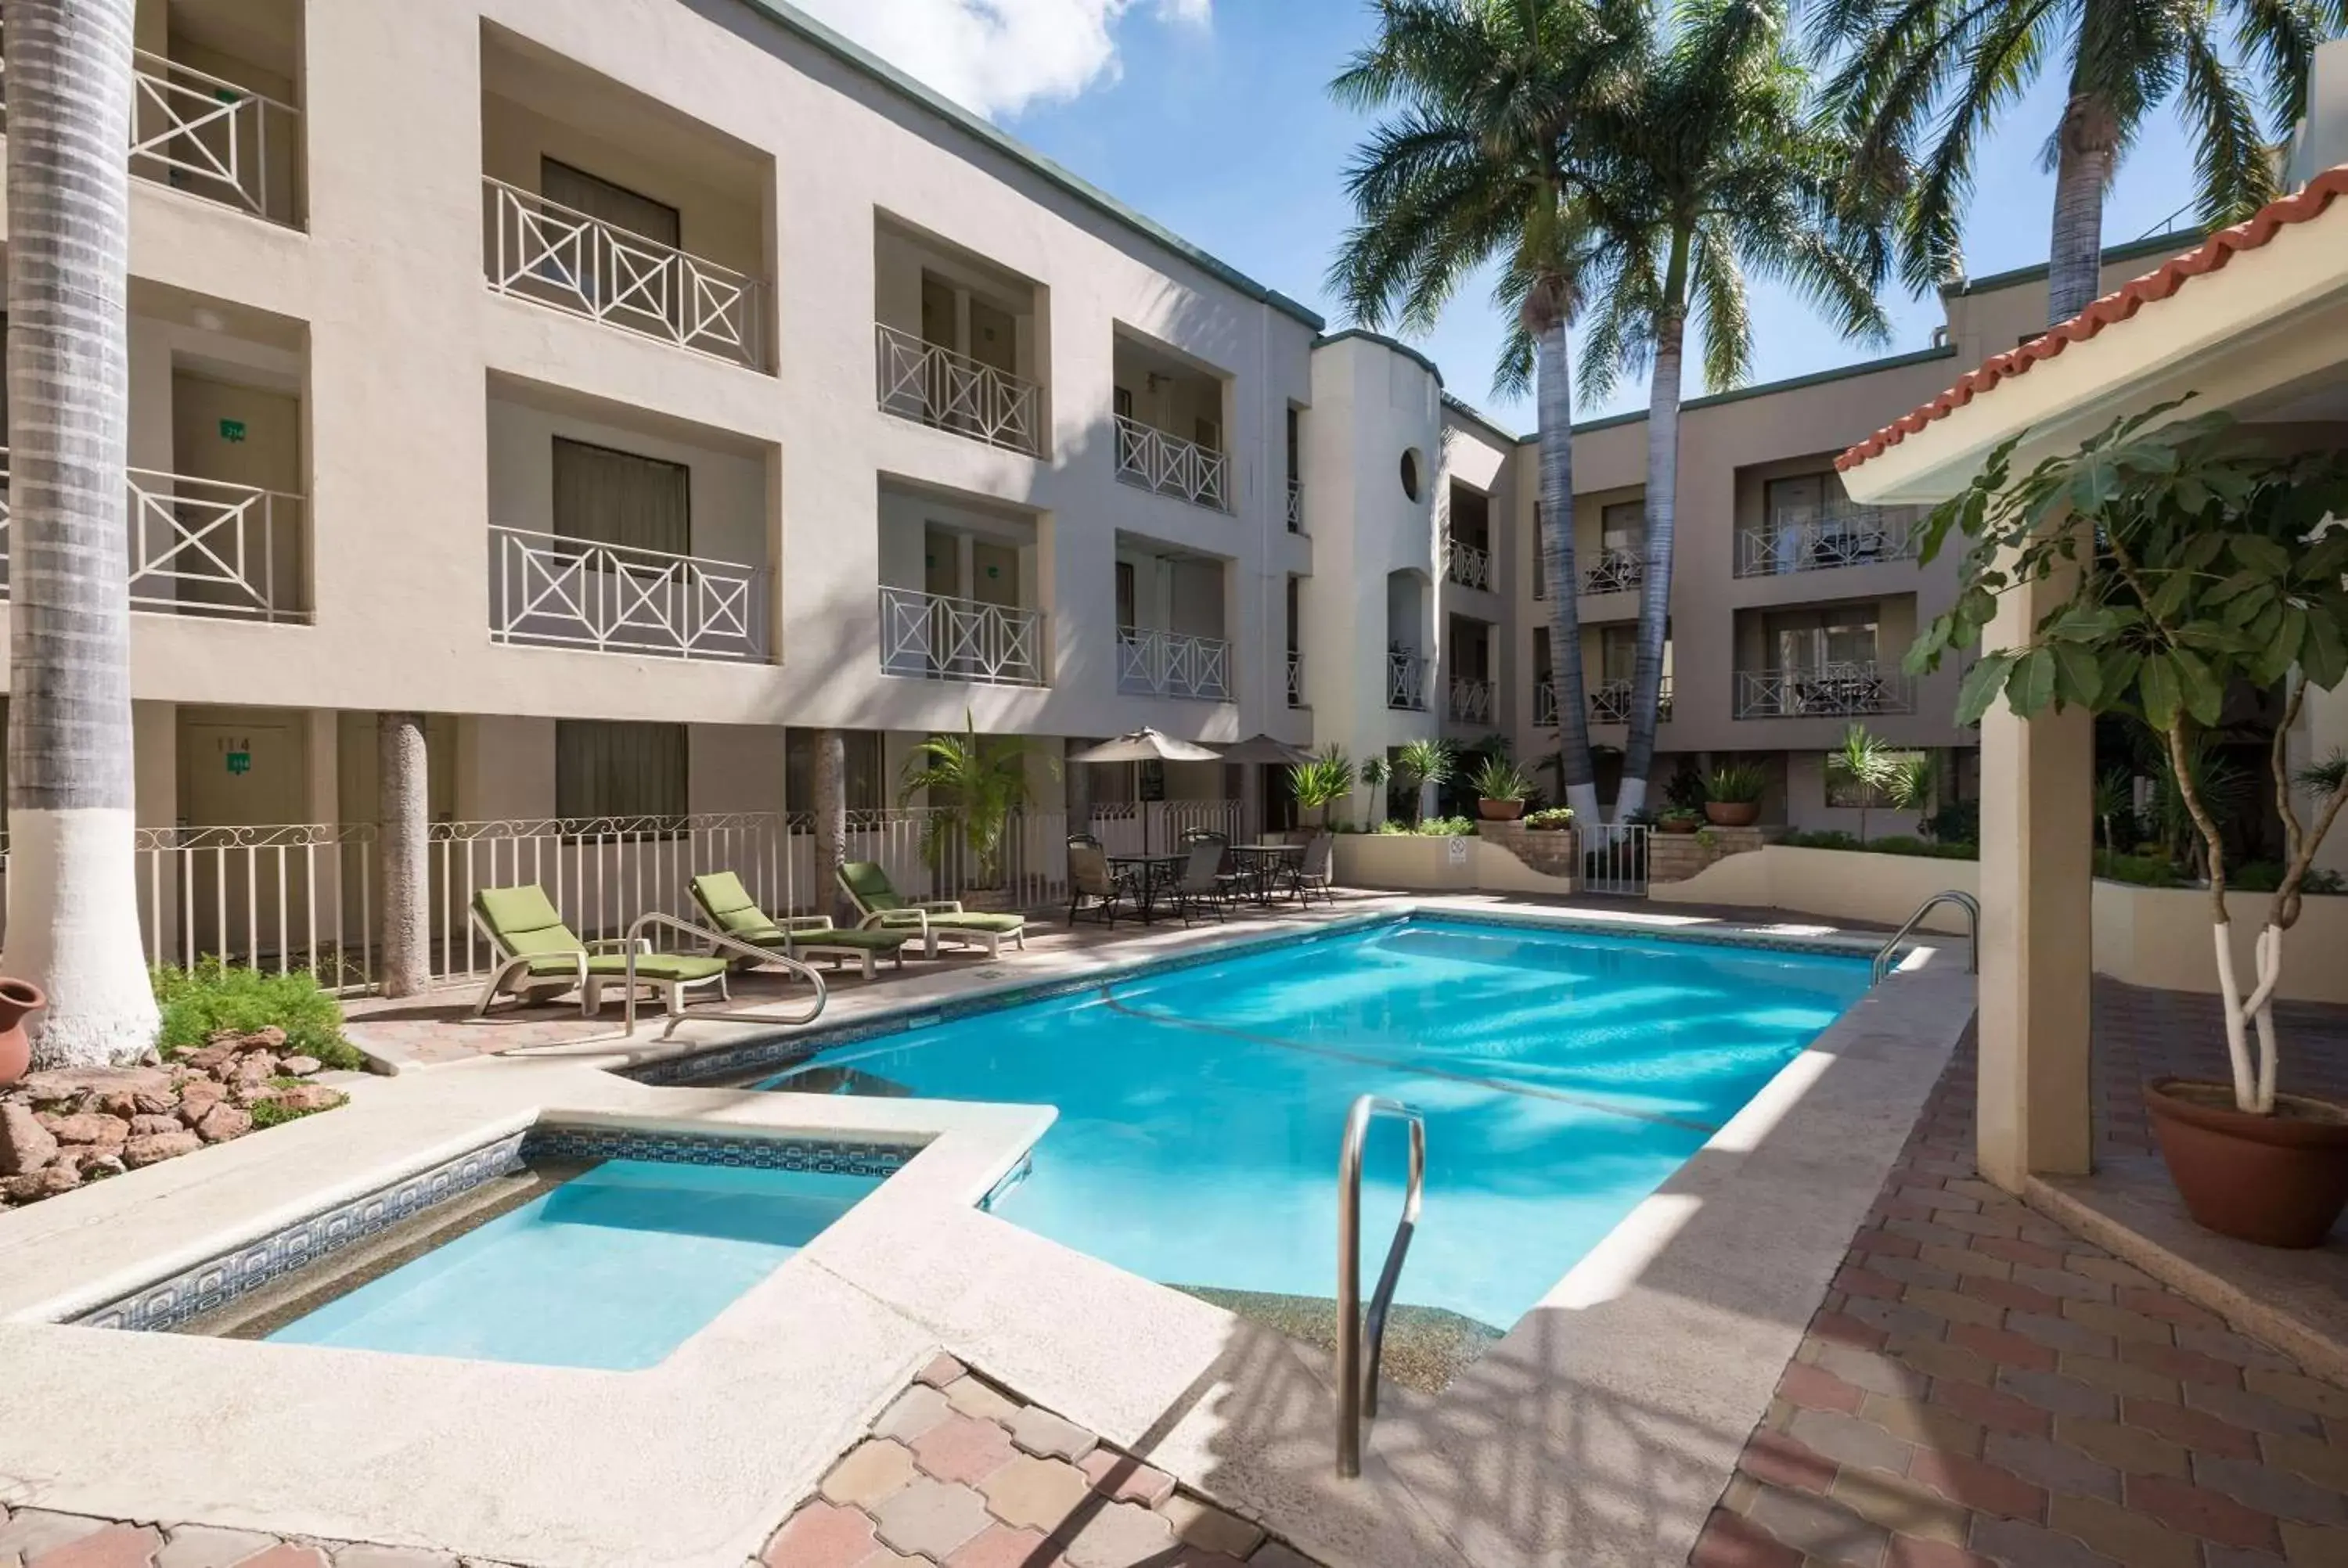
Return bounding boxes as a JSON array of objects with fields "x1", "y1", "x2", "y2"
[
  {"x1": 2046, "y1": 83, "x2": 2119, "y2": 325},
  {"x1": 1535, "y1": 307, "x2": 1599, "y2": 824},
  {"x1": 377, "y1": 712, "x2": 429, "y2": 997},
  {"x1": 1, "y1": 0, "x2": 159, "y2": 1067},
  {"x1": 811, "y1": 728, "x2": 847, "y2": 923},
  {"x1": 1618, "y1": 288, "x2": 1687, "y2": 819}
]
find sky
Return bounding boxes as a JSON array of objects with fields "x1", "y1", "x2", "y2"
[{"x1": 789, "y1": 0, "x2": 2229, "y2": 429}]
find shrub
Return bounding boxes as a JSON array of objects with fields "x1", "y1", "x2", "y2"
[
  {"x1": 1417, "y1": 815, "x2": 1477, "y2": 836},
  {"x1": 153, "y1": 960, "x2": 363, "y2": 1071},
  {"x1": 1708, "y1": 762, "x2": 1768, "y2": 804},
  {"x1": 1524, "y1": 806, "x2": 1576, "y2": 829},
  {"x1": 249, "y1": 1090, "x2": 348, "y2": 1130},
  {"x1": 1468, "y1": 755, "x2": 1532, "y2": 802},
  {"x1": 1777, "y1": 829, "x2": 1977, "y2": 861},
  {"x1": 2095, "y1": 851, "x2": 2184, "y2": 888},
  {"x1": 1925, "y1": 798, "x2": 1980, "y2": 847},
  {"x1": 2231, "y1": 862, "x2": 2346, "y2": 895}
]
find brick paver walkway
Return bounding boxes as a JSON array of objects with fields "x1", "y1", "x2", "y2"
[{"x1": 2094, "y1": 980, "x2": 2348, "y2": 1160}]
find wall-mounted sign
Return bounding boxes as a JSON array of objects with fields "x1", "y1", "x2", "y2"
[
  {"x1": 225, "y1": 750, "x2": 252, "y2": 776},
  {"x1": 1446, "y1": 835, "x2": 1469, "y2": 865},
  {"x1": 218, "y1": 419, "x2": 247, "y2": 444}
]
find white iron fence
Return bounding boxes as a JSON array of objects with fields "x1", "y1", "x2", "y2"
[
  {"x1": 1589, "y1": 675, "x2": 1673, "y2": 725},
  {"x1": 1118, "y1": 628, "x2": 1232, "y2": 700},
  {"x1": 135, "y1": 825, "x2": 376, "y2": 988},
  {"x1": 1387, "y1": 651, "x2": 1427, "y2": 711},
  {"x1": 878, "y1": 586, "x2": 1046, "y2": 686},
  {"x1": 1114, "y1": 415, "x2": 1229, "y2": 510},
  {"x1": 1735, "y1": 664, "x2": 1915, "y2": 719},
  {"x1": 0, "y1": 454, "x2": 307, "y2": 621},
  {"x1": 1443, "y1": 536, "x2": 1493, "y2": 592},
  {"x1": 1287, "y1": 478, "x2": 1303, "y2": 533},
  {"x1": 1736, "y1": 505, "x2": 1921, "y2": 577},
  {"x1": 1579, "y1": 822, "x2": 1649, "y2": 896},
  {"x1": 1579, "y1": 547, "x2": 1644, "y2": 595},
  {"x1": 484, "y1": 178, "x2": 763, "y2": 368},
  {"x1": 1448, "y1": 677, "x2": 1494, "y2": 725},
  {"x1": 488, "y1": 525, "x2": 769, "y2": 662},
  {"x1": 1535, "y1": 680, "x2": 1558, "y2": 725},
  {"x1": 873, "y1": 323, "x2": 1042, "y2": 455}
]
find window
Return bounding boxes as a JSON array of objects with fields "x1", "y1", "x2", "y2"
[
  {"x1": 556, "y1": 721, "x2": 686, "y2": 822},
  {"x1": 1193, "y1": 415, "x2": 1223, "y2": 453},
  {"x1": 1115, "y1": 560, "x2": 1138, "y2": 629},
  {"x1": 1600, "y1": 625, "x2": 1639, "y2": 685},
  {"x1": 1601, "y1": 499, "x2": 1644, "y2": 556},
  {"x1": 1765, "y1": 473, "x2": 1835, "y2": 530},
  {"x1": 1767, "y1": 606, "x2": 1879, "y2": 671},
  {"x1": 784, "y1": 728, "x2": 885, "y2": 816},
  {"x1": 1113, "y1": 385, "x2": 1134, "y2": 422},
  {"x1": 1532, "y1": 502, "x2": 1547, "y2": 599},
  {"x1": 1827, "y1": 748, "x2": 1926, "y2": 807},
  {"x1": 1532, "y1": 626, "x2": 1553, "y2": 685},
  {"x1": 553, "y1": 437, "x2": 690, "y2": 556},
  {"x1": 1399, "y1": 448, "x2": 1423, "y2": 502},
  {"x1": 1285, "y1": 406, "x2": 1301, "y2": 481},
  {"x1": 542, "y1": 160, "x2": 679, "y2": 246}
]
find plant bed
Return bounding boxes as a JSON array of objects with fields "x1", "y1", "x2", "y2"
[{"x1": 2145, "y1": 1078, "x2": 2348, "y2": 1248}]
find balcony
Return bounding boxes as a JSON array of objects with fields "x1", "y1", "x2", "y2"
[
  {"x1": 1287, "y1": 649, "x2": 1303, "y2": 707},
  {"x1": 878, "y1": 586, "x2": 1045, "y2": 687},
  {"x1": 1287, "y1": 478, "x2": 1303, "y2": 534},
  {"x1": 1590, "y1": 676, "x2": 1673, "y2": 724},
  {"x1": 1734, "y1": 663, "x2": 1914, "y2": 719},
  {"x1": 488, "y1": 525, "x2": 767, "y2": 662},
  {"x1": 0, "y1": 456, "x2": 306, "y2": 622},
  {"x1": 1736, "y1": 505, "x2": 1923, "y2": 577},
  {"x1": 1535, "y1": 680, "x2": 1558, "y2": 725},
  {"x1": 1115, "y1": 416, "x2": 1229, "y2": 510},
  {"x1": 482, "y1": 179, "x2": 763, "y2": 369},
  {"x1": 1387, "y1": 651, "x2": 1428, "y2": 712},
  {"x1": 1580, "y1": 548, "x2": 1643, "y2": 595},
  {"x1": 1444, "y1": 536, "x2": 1493, "y2": 592},
  {"x1": 873, "y1": 324, "x2": 1041, "y2": 456},
  {"x1": 1448, "y1": 676, "x2": 1494, "y2": 725},
  {"x1": 1118, "y1": 627, "x2": 1230, "y2": 701}
]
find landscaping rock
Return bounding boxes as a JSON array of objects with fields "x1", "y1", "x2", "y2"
[
  {"x1": 70, "y1": 1149, "x2": 127, "y2": 1180},
  {"x1": 177, "y1": 1079, "x2": 225, "y2": 1113},
  {"x1": 0, "y1": 1102, "x2": 59, "y2": 1174},
  {"x1": 2, "y1": 1163, "x2": 79, "y2": 1202},
  {"x1": 122, "y1": 1131, "x2": 202, "y2": 1167},
  {"x1": 279, "y1": 1055, "x2": 322, "y2": 1077},
  {"x1": 44, "y1": 1113, "x2": 128, "y2": 1148},
  {"x1": 14, "y1": 1064, "x2": 173, "y2": 1104},
  {"x1": 242, "y1": 1025, "x2": 288, "y2": 1050},
  {"x1": 270, "y1": 1085, "x2": 344, "y2": 1113},
  {"x1": 184, "y1": 1044, "x2": 237, "y2": 1072},
  {"x1": 128, "y1": 1113, "x2": 185, "y2": 1138},
  {"x1": 194, "y1": 1104, "x2": 253, "y2": 1143},
  {"x1": 231, "y1": 1052, "x2": 281, "y2": 1083}
]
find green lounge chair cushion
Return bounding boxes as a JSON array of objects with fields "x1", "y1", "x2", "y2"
[
  {"x1": 690, "y1": 872, "x2": 788, "y2": 944},
  {"x1": 926, "y1": 912, "x2": 1025, "y2": 933},
  {"x1": 583, "y1": 952, "x2": 730, "y2": 983},
  {"x1": 791, "y1": 926, "x2": 912, "y2": 952},
  {"x1": 474, "y1": 885, "x2": 582, "y2": 960},
  {"x1": 839, "y1": 861, "x2": 905, "y2": 911}
]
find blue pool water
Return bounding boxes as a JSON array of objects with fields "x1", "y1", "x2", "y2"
[
  {"x1": 757, "y1": 919, "x2": 1867, "y2": 1331},
  {"x1": 267, "y1": 1160, "x2": 881, "y2": 1368}
]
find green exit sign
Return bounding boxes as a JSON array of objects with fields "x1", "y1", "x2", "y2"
[
  {"x1": 225, "y1": 750, "x2": 251, "y2": 775},
  {"x1": 218, "y1": 419, "x2": 247, "y2": 444}
]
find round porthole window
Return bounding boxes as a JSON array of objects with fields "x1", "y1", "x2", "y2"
[{"x1": 1399, "y1": 448, "x2": 1424, "y2": 502}]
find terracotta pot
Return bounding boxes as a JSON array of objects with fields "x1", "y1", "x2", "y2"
[
  {"x1": 0, "y1": 977, "x2": 46, "y2": 1089},
  {"x1": 1478, "y1": 798, "x2": 1525, "y2": 822},
  {"x1": 1705, "y1": 801, "x2": 1760, "y2": 827},
  {"x1": 1659, "y1": 818, "x2": 1700, "y2": 835},
  {"x1": 2145, "y1": 1077, "x2": 2348, "y2": 1249}
]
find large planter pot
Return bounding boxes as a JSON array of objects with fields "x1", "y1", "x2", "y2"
[
  {"x1": 1659, "y1": 818, "x2": 1700, "y2": 836},
  {"x1": 2145, "y1": 1077, "x2": 2348, "y2": 1248},
  {"x1": 0, "y1": 977, "x2": 45, "y2": 1089},
  {"x1": 1705, "y1": 801, "x2": 1760, "y2": 827},
  {"x1": 1478, "y1": 798, "x2": 1525, "y2": 822}
]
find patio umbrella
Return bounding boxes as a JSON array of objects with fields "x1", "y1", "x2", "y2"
[
  {"x1": 1068, "y1": 729, "x2": 1223, "y2": 851},
  {"x1": 1215, "y1": 734, "x2": 1315, "y2": 766}
]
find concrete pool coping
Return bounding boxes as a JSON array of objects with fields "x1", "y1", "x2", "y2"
[{"x1": 0, "y1": 897, "x2": 1973, "y2": 1567}]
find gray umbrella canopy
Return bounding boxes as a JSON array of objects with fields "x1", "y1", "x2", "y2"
[
  {"x1": 1068, "y1": 728, "x2": 1223, "y2": 764},
  {"x1": 1215, "y1": 734, "x2": 1314, "y2": 766}
]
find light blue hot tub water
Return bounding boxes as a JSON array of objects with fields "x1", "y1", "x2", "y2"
[
  {"x1": 756, "y1": 918, "x2": 1867, "y2": 1332},
  {"x1": 266, "y1": 1160, "x2": 881, "y2": 1368}
]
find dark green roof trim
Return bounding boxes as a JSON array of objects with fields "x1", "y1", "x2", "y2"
[
  {"x1": 1506, "y1": 343, "x2": 1965, "y2": 441},
  {"x1": 1943, "y1": 228, "x2": 2207, "y2": 299},
  {"x1": 730, "y1": 0, "x2": 1326, "y2": 331},
  {"x1": 1439, "y1": 393, "x2": 1520, "y2": 448},
  {"x1": 1313, "y1": 328, "x2": 1445, "y2": 384}
]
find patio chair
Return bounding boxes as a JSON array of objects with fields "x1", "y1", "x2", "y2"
[
  {"x1": 1171, "y1": 836, "x2": 1230, "y2": 927},
  {"x1": 688, "y1": 871, "x2": 911, "y2": 980},
  {"x1": 1067, "y1": 837, "x2": 1136, "y2": 927},
  {"x1": 469, "y1": 883, "x2": 731, "y2": 1019},
  {"x1": 1183, "y1": 829, "x2": 1251, "y2": 902},
  {"x1": 1284, "y1": 833, "x2": 1335, "y2": 907},
  {"x1": 837, "y1": 860, "x2": 1028, "y2": 959}
]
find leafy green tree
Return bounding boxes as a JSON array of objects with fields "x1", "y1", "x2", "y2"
[
  {"x1": 899, "y1": 712, "x2": 1044, "y2": 888},
  {"x1": 1807, "y1": 0, "x2": 2347, "y2": 325},
  {"x1": 1828, "y1": 722, "x2": 1896, "y2": 842},
  {"x1": 1330, "y1": 0, "x2": 1648, "y2": 824},
  {"x1": 1391, "y1": 739, "x2": 1457, "y2": 825}
]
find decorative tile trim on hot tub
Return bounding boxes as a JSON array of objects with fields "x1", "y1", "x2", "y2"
[{"x1": 73, "y1": 1127, "x2": 924, "y2": 1334}]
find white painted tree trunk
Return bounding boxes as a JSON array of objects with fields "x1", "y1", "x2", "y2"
[
  {"x1": 0, "y1": 0, "x2": 160, "y2": 1066},
  {"x1": 377, "y1": 712, "x2": 429, "y2": 997},
  {"x1": 1535, "y1": 311, "x2": 1599, "y2": 825},
  {"x1": 2212, "y1": 922, "x2": 2286, "y2": 1114},
  {"x1": 1618, "y1": 308, "x2": 1684, "y2": 821}
]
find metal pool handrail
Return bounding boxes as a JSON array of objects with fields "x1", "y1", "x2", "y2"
[
  {"x1": 1872, "y1": 889, "x2": 1981, "y2": 984},
  {"x1": 620, "y1": 911, "x2": 828, "y2": 1039},
  {"x1": 1336, "y1": 1093, "x2": 1426, "y2": 1480}
]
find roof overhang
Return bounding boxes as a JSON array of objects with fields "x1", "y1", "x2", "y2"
[{"x1": 1838, "y1": 169, "x2": 2348, "y2": 505}]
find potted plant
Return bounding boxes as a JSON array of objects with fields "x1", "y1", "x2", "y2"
[
  {"x1": 1658, "y1": 807, "x2": 1702, "y2": 835},
  {"x1": 1524, "y1": 806, "x2": 1575, "y2": 833},
  {"x1": 1287, "y1": 746, "x2": 1356, "y2": 828},
  {"x1": 1914, "y1": 405, "x2": 2348, "y2": 1247},
  {"x1": 901, "y1": 710, "x2": 1049, "y2": 903},
  {"x1": 1469, "y1": 755, "x2": 1532, "y2": 820},
  {"x1": 1705, "y1": 762, "x2": 1767, "y2": 827}
]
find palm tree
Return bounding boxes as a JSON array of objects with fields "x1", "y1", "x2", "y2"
[
  {"x1": 810, "y1": 728, "x2": 848, "y2": 922},
  {"x1": 899, "y1": 713, "x2": 1041, "y2": 888},
  {"x1": 1829, "y1": 721, "x2": 1894, "y2": 841},
  {"x1": 1575, "y1": 0, "x2": 1889, "y2": 815},
  {"x1": 1391, "y1": 737, "x2": 1456, "y2": 825},
  {"x1": 1, "y1": 0, "x2": 160, "y2": 1066},
  {"x1": 1330, "y1": 0, "x2": 1648, "y2": 825},
  {"x1": 377, "y1": 714, "x2": 430, "y2": 996},
  {"x1": 1808, "y1": 0, "x2": 2346, "y2": 326}
]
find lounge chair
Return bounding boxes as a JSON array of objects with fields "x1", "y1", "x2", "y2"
[
  {"x1": 688, "y1": 871, "x2": 911, "y2": 980},
  {"x1": 1284, "y1": 833, "x2": 1336, "y2": 906},
  {"x1": 1067, "y1": 836, "x2": 1136, "y2": 926},
  {"x1": 470, "y1": 884, "x2": 730, "y2": 1018},
  {"x1": 837, "y1": 860, "x2": 1028, "y2": 959}
]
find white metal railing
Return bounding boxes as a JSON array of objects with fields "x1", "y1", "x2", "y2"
[
  {"x1": 873, "y1": 323, "x2": 1042, "y2": 455},
  {"x1": 1535, "y1": 679, "x2": 1558, "y2": 725},
  {"x1": 1287, "y1": 478, "x2": 1303, "y2": 534},
  {"x1": 1737, "y1": 505, "x2": 1921, "y2": 577},
  {"x1": 1335, "y1": 1093, "x2": 1425, "y2": 1480},
  {"x1": 878, "y1": 585, "x2": 1046, "y2": 686},
  {"x1": 1735, "y1": 663, "x2": 1915, "y2": 718},
  {"x1": 1589, "y1": 675, "x2": 1673, "y2": 725},
  {"x1": 483, "y1": 178, "x2": 762, "y2": 369},
  {"x1": 1580, "y1": 547, "x2": 1643, "y2": 595},
  {"x1": 0, "y1": 453, "x2": 307, "y2": 622},
  {"x1": 1117, "y1": 626, "x2": 1231, "y2": 700},
  {"x1": 1448, "y1": 676, "x2": 1493, "y2": 725},
  {"x1": 1581, "y1": 822, "x2": 1650, "y2": 896},
  {"x1": 1387, "y1": 651, "x2": 1427, "y2": 711},
  {"x1": 133, "y1": 825, "x2": 375, "y2": 991},
  {"x1": 488, "y1": 525, "x2": 769, "y2": 662},
  {"x1": 1287, "y1": 649, "x2": 1304, "y2": 708},
  {"x1": 1083, "y1": 800, "x2": 1247, "y2": 858},
  {"x1": 1443, "y1": 536, "x2": 1493, "y2": 592},
  {"x1": 1115, "y1": 415, "x2": 1229, "y2": 510}
]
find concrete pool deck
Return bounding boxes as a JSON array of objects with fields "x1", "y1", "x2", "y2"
[{"x1": 0, "y1": 897, "x2": 1973, "y2": 1566}]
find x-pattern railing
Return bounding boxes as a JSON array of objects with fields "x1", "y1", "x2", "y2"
[
  {"x1": 1387, "y1": 651, "x2": 1427, "y2": 711},
  {"x1": 878, "y1": 585, "x2": 1046, "y2": 686},
  {"x1": 1735, "y1": 663, "x2": 1914, "y2": 718},
  {"x1": 1448, "y1": 676, "x2": 1493, "y2": 725},
  {"x1": 1118, "y1": 626, "x2": 1231, "y2": 700},
  {"x1": 1115, "y1": 415, "x2": 1229, "y2": 511},
  {"x1": 1444, "y1": 535, "x2": 1493, "y2": 592},
  {"x1": 1287, "y1": 478, "x2": 1303, "y2": 534},
  {"x1": 489, "y1": 525, "x2": 766, "y2": 662},
  {"x1": 484, "y1": 179, "x2": 762, "y2": 369},
  {"x1": 1580, "y1": 547, "x2": 1644, "y2": 595},
  {"x1": 0, "y1": 452, "x2": 305, "y2": 621},
  {"x1": 1589, "y1": 675, "x2": 1673, "y2": 724},
  {"x1": 1287, "y1": 649, "x2": 1304, "y2": 707},
  {"x1": 874, "y1": 324, "x2": 1042, "y2": 455},
  {"x1": 1736, "y1": 505, "x2": 1921, "y2": 577}
]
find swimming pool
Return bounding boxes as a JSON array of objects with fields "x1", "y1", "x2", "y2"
[{"x1": 754, "y1": 917, "x2": 1869, "y2": 1332}]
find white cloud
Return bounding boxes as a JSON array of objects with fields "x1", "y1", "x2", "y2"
[{"x1": 790, "y1": 0, "x2": 1210, "y2": 120}]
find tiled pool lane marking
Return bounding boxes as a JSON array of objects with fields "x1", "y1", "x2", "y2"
[{"x1": 1093, "y1": 987, "x2": 1727, "y2": 1135}]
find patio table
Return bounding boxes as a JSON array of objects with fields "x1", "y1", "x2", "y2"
[
  {"x1": 1229, "y1": 843, "x2": 1305, "y2": 904},
  {"x1": 1106, "y1": 852, "x2": 1187, "y2": 924}
]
